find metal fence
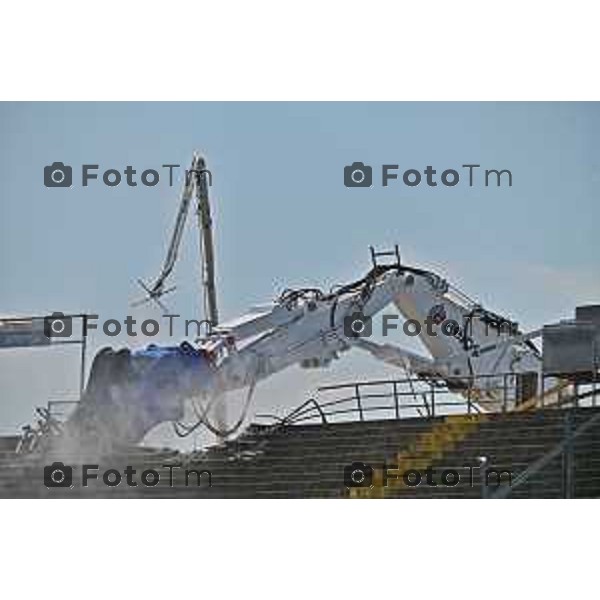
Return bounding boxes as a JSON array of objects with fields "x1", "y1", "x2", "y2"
[{"x1": 258, "y1": 373, "x2": 599, "y2": 426}]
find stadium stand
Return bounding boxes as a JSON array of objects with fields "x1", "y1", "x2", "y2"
[{"x1": 1, "y1": 404, "x2": 599, "y2": 498}]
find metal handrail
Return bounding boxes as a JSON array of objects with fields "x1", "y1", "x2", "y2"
[
  {"x1": 284, "y1": 398, "x2": 328, "y2": 425},
  {"x1": 256, "y1": 397, "x2": 329, "y2": 427},
  {"x1": 272, "y1": 373, "x2": 598, "y2": 427}
]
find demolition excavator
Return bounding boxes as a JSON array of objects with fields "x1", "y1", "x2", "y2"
[{"x1": 40, "y1": 155, "x2": 554, "y2": 452}]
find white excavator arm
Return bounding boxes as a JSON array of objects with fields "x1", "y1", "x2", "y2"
[
  {"x1": 346, "y1": 251, "x2": 547, "y2": 407},
  {"x1": 209, "y1": 247, "x2": 542, "y2": 399},
  {"x1": 209, "y1": 262, "x2": 407, "y2": 391},
  {"x1": 59, "y1": 246, "x2": 549, "y2": 450}
]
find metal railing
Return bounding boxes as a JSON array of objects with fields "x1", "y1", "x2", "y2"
[
  {"x1": 15, "y1": 398, "x2": 80, "y2": 455},
  {"x1": 259, "y1": 373, "x2": 600, "y2": 427}
]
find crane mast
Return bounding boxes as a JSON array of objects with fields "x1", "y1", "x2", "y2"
[
  {"x1": 133, "y1": 152, "x2": 219, "y2": 330},
  {"x1": 194, "y1": 156, "x2": 219, "y2": 328}
]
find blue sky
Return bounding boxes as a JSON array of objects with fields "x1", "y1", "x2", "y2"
[{"x1": 1, "y1": 102, "x2": 598, "y2": 443}]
